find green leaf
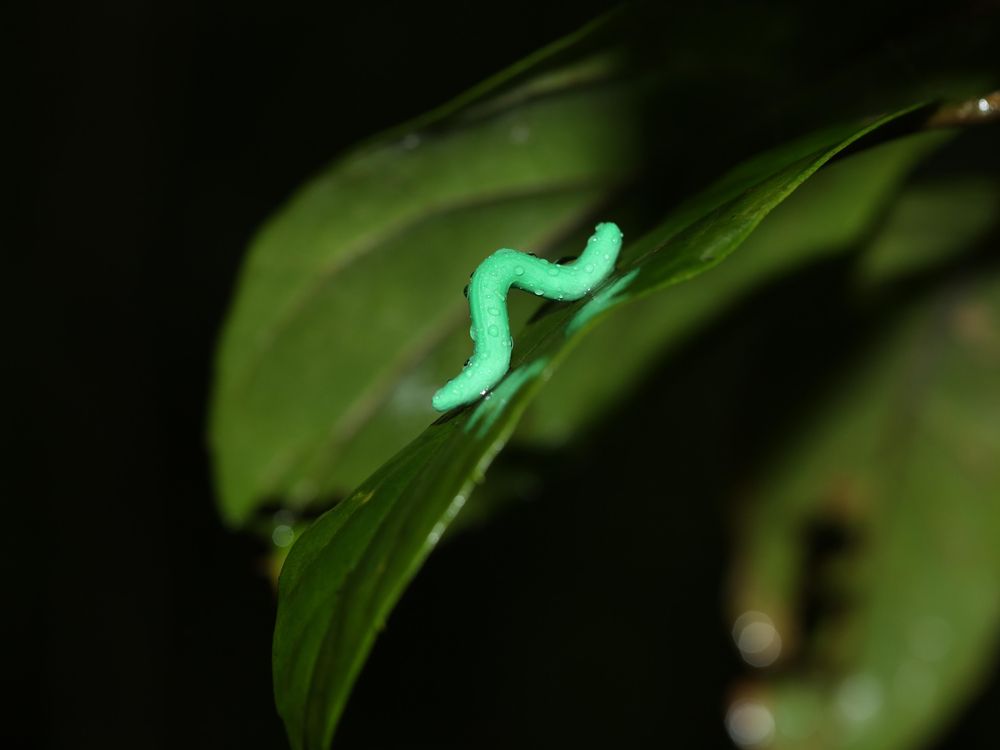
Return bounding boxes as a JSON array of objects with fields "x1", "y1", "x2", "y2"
[
  {"x1": 518, "y1": 130, "x2": 953, "y2": 444},
  {"x1": 272, "y1": 106, "x2": 930, "y2": 750},
  {"x1": 209, "y1": 18, "x2": 644, "y2": 525},
  {"x1": 726, "y1": 268, "x2": 1000, "y2": 750},
  {"x1": 210, "y1": 0, "x2": 999, "y2": 526},
  {"x1": 856, "y1": 176, "x2": 1000, "y2": 284}
]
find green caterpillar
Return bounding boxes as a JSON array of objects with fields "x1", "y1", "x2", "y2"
[{"x1": 432, "y1": 221, "x2": 623, "y2": 412}]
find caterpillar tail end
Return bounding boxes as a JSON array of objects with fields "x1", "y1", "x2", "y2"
[
  {"x1": 592, "y1": 221, "x2": 623, "y2": 243},
  {"x1": 431, "y1": 385, "x2": 458, "y2": 413},
  {"x1": 432, "y1": 378, "x2": 479, "y2": 413}
]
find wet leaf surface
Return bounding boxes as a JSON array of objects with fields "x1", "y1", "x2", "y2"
[
  {"x1": 271, "y1": 106, "x2": 933, "y2": 750},
  {"x1": 209, "y1": 22, "x2": 644, "y2": 524},
  {"x1": 727, "y1": 267, "x2": 1000, "y2": 750}
]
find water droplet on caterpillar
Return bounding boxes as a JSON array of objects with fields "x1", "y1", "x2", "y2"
[
  {"x1": 487, "y1": 325, "x2": 499, "y2": 336},
  {"x1": 514, "y1": 266, "x2": 525, "y2": 276}
]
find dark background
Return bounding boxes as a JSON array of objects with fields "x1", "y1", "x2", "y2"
[{"x1": 19, "y1": 1, "x2": 999, "y2": 748}]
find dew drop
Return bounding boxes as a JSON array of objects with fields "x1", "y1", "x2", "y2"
[
  {"x1": 548, "y1": 267, "x2": 559, "y2": 276},
  {"x1": 908, "y1": 616, "x2": 953, "y2": 661},
  {"x1": 732, "y1": 611, "x2": 782, "y2": 667},
  {"x1": 487, "y1": 325, "x2": 499, "y2": 336},
  {"x1": 487, "y1": 306, "x2": 500, "y2": 316},
  {"x1": 534, "y1": 289, "x2": 544, "y2": 296},
  {"x1": 584, "y1": 263, "x2": 594, "y2": 273},
  {"x1": 509, "y1": 123, "x2": 530, "y2": 143},
  {"x1": 514, "y1": 266, "x2": 525, "y2": 276},
  {"x1": 725, "y1": 701, "x2": 775, "y2": 748},
  {"x1": 836, "y1": 674, "x2": 883, "y2": 723},
  {"x1": 470, "y1": 326, "x2": 477, "y2": 340},
  {"x1": 271, "y1": 525, "x2": 294, "y2": 548}
]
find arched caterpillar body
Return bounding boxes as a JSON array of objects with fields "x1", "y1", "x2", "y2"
[{"x1": 432, "y1": 221, "x2": 623, "y2": 412}]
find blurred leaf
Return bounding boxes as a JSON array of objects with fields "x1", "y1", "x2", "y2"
[
  {"x1": 857, "y1": 176, "x2": 1000, "y2": 284},
  {"x1": 210, "y1": 0, "x2": 1000, "y2": 526},
  {"x1": 518, "y1": 130, "x2": 953, "y2": 444},
  {"x1": 727, "y1": 267, "x2": 1000, "y2": 749},
  {"x1": 272, "y1": 107, "x2": 929, "y2": 750},
  {"x1": 209, "y1": 19, "x2": 643, "y2": 525}
]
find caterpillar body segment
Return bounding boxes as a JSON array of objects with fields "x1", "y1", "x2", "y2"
[{"x1": 432, "y1": 222, "x2": 623, "y2": 412}]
